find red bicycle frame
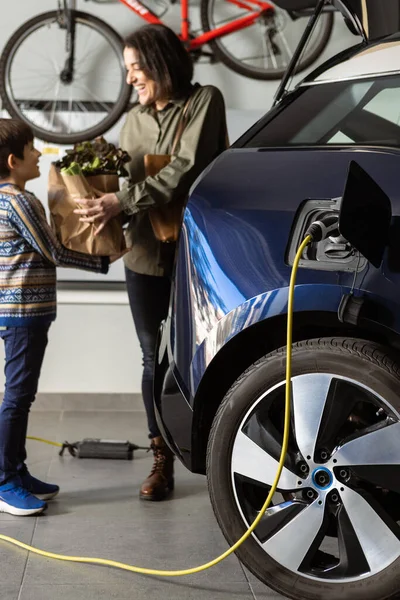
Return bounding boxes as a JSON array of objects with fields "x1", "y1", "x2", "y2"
[{"x1": 118, "y1": 0, "x2": 274, "y2": 50}]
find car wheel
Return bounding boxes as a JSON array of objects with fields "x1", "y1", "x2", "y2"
[{"x1": 207, "y1": 338, "x2": 400, "y2": 600}]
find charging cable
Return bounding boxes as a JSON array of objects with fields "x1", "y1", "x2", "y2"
[
  {"x1": 0, "y1": 222, "x2": 331, "y2": 576},
  {"x1": 26, "y1": 436, "x2": 62, "y2": 448}
]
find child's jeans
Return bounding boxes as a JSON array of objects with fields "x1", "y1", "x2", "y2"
[{"x1": 0, "y1": 325, "x2": 50, "y2": 485}]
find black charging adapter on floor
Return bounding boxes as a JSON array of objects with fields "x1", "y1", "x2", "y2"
[{"x1": 59, "y1": 438, "x2": 149, "y2": 460}]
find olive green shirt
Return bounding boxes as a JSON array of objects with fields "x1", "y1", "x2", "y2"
[{"x1": 116, "y1": 84, "x2": 228, "y2": 276}]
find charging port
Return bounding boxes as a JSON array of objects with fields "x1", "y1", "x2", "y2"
[{"x1": 287, "y1": 199, "x2": 366, "y2": 273}]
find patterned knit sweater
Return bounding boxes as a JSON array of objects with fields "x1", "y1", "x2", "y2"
[{"x1": 0, "y1": 187, "x2": 108, "y2": 326}]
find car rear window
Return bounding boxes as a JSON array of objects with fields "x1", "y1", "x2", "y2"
[{"x1": 246, "y1": 75, "x2": 400, "y2": 149}]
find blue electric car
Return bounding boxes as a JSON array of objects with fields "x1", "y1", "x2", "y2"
[{"x1": 154, "y1": 2, "x2": 400, "y2": 598}]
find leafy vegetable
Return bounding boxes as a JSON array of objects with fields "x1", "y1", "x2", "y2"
[
  {"x1": 56, "y1": 137, "x2": 131, "y2": 177},
  {"x1": 62, "y1": 162, "x2": 83, "y2": 176}
]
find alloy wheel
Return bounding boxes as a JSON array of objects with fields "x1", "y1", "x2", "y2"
[{"x1": 231, "y1": 373, "x2": 400, "y2": 582}]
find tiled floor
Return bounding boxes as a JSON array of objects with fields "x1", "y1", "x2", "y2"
[{"x1": 0, "y1": 397, "x2": 287, "y2": 600}]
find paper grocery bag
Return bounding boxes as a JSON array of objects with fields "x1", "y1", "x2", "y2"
[{"x1": 48, "y1": 164, "x2": 125, "y2": 255}]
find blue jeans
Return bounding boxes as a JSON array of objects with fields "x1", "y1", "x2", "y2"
[
  {"x1": 125, "y1": 269, "x2": 171, "y2": 438},
  {"x1": 0, "y1": 326, "x2": 50, "y2": 485}
]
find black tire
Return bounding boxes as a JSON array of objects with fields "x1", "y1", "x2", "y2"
[
  {"x1": 200, "y1": 1, "x2": 334, "y2": 80},
  {"x1": 207, "y1": 338, "x2": 400, "y2": 600},
  {"x1": 0, "y1": 11, "x2": 131, "y2": 144}
]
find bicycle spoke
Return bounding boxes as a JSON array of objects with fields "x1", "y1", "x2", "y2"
[
  {"x1": 76, "y1": 100, "x2": 89, "y2": 113},
  {"x1": 76, "y1": 23, "x2": 94, "y2": 58},
  {"x1": 74, "y1": 71, "x2": 122, "y2": 85},
  {"x1": 40, "y1": 82, "x2": 64, "y2": 98},
  {"x1": 74, "y1": 44, "x2": 109, "y2": 68},
  {"x1": 261, "y1": 25, "x2": 276, "y2": 71},
  {"x1": 51, "y1": 57, "x2": 65, "y2": 79},
  {"x1": 205, "y1": 0, "x2": 333, "y2": 78},
  {"x1": 11, "y1": 66, "x2": 59, "y2": 78},
  {"x1": 72, "y1": 82, "x2": 113, "y2": 113},
  {"x1": 16, "y1": 82, "x2": 60, "y2": 103},
  {"x1": 260, "y1": 27, "x2": 269, "y2": 70},
  {"x1": 22, "y1": 48, "x2": 61, "y2": 66},
  {"x1": 11, "y1": 82, "x2": 59, "y2": 100},
  {"x1": 276, "y1": 29, "x2": 292, "y2": 67},
  {"x1": 10, "y1": 74, "x2": 57, "y2": 84},
  {"x1": 49, "y1": 80, "x2": 61, "y2": 130},
  {"x1": 68, "y1": 90, "x2": 73, "y2": 134},
  {"x1": 37, "y1": 100, "x2": 54, "y2": 113}
]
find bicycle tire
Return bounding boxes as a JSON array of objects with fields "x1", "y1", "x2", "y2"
[
  {"x1": 200, "y1": 0, "x2": 334, "y2": 81},
  {"x1": 0, "y1": 11, "x2": 132, "y2": 144}
]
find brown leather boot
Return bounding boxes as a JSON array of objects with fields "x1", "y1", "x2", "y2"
[{"x1": 140, "y1": 436, "x2": 174, "y2": 501}]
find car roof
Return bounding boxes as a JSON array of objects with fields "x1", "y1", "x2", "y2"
[{"x1": 302, "y1": 34, "x2": 400, "y2": 86}]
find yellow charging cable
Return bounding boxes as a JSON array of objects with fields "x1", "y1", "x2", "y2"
[
  {"x1": 0, "y1": 236, "x2": 312, "y2": 576},
  {"x1": 26, "y1": 436, "x2": 62, "y2": 448}
]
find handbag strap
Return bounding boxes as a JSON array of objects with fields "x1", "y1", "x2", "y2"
[{"x1": 170, "y1": 93, "x2": 195, "y2": 156}]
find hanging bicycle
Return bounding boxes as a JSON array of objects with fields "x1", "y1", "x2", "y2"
[{"x1": 0, "y1": 0, "x2": 334, "y2": 143}]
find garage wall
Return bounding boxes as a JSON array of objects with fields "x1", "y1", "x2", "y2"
[
  {"x1": 0, "y1": 3, "x2": 357, "y2": 393},
  {"x1": 1, "y1": 0, "x2": 356, "y2": 111}
]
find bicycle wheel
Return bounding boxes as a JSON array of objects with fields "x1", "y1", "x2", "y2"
[
  {"x1": 0, "y1": 11, "x2": 132, "y2": 144},
  {"x1": 200, "y1": 1, "x2": 334, "y2": 80}
]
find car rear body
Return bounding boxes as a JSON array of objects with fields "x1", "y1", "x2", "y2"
[{"x1": 154, "y1": 8, "x2": 400, "y2": 474}]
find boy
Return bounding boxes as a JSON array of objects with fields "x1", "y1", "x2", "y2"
[{"x1": 0, "y1": 119, "x2": 110, "y2": 516}]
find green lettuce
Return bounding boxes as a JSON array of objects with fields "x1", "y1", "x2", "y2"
[{"x1": 57, "y1": 137, "x2": 130, "y2": 177}]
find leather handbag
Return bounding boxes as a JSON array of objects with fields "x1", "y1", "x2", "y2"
[{"x1": 144, "y1": 96, "x2": 193, "y2": 243}]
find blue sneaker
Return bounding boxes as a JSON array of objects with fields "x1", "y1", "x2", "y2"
[
  {"x1": 20, "y1": 473, "x2": 60, "y2": 501},
  {"x1": 0, "y1": 479, "x2": 47, "y2": 516}
]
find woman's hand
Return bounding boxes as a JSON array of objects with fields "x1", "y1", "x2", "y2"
[{"x1": 74, "y1": 193, "x2": 122, "y2": 235}]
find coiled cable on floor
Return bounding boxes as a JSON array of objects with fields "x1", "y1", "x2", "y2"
[{"x1": 0, "y1": 236, "x2": 312, "y2": 576}]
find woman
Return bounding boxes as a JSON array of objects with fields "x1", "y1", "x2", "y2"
[{"x1": 75, "y1": 24, "x2": 228, "y2": 501}]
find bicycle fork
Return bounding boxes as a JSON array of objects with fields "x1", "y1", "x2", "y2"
[{"x1": 58, "y1": 0, "x2": 77, "y2": 84}]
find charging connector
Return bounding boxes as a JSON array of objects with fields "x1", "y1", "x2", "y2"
[{"x1": 305, "y1": 214, "x2": 340, "y2": 242}]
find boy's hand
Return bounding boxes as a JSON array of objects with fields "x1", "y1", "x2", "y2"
[
  {"x1": 74, "y1": 193, "x2": 122, "y2": 235},
  {"x1": 109, "y1": 247, "x2": 131, "y2": 264}
]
